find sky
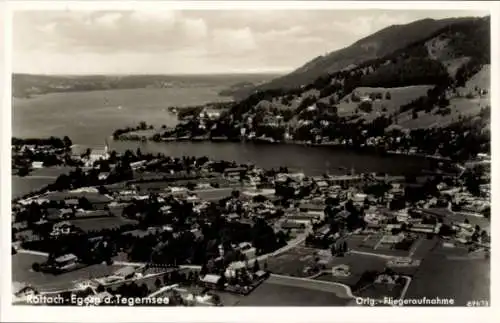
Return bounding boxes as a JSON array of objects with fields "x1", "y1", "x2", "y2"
[{"x1": 12, "y1": 9, "x2": 488, "y2": 75}]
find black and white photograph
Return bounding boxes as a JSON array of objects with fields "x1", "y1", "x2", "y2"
[{"x1": 1, "y1": 1, "x2": 497, "y2": 322}]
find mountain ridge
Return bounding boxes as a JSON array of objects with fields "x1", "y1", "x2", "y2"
[{"x1": 228, "y1": 16, "x2": 487, "y2": 100}]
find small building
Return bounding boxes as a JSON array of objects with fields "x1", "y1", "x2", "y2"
[
  {"x1": 65, "y1": 199, "x2": 80, "y2": 207},
  {"x1": 199, "y1": 274, "x2": 222, "y2": 289},
  {"x1": 223, "y1": 167, "x2": 246, "y2": 180},
  {"x1": 254, "y1": 270, "x2": 269, "y2": 280},
  {"x1": 409, "y1": 224, "x2": 436, "y2": 234},
  {"x1": 53, "y1": 254, "x2": 78, "y2": 272},
  {"x1": 316, "y1": 181, "x2": 329, "y2": 190}
]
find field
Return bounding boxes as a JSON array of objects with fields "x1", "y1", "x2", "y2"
[
  {"x1": 397, "y1": 96, "x2": 487, "y2": 129},
  {"x1": 265, "y1": 247, "x2": 325, "y2": 277},
  {"x1": 355, "y1": 281, "x2": 406, "y2": 300},
  {"x1": 339, "y1": 233, "x2": 414, "y2": 258},
  {"x1": 405, "y1": 243, "x2": 490, "y2": 305},
  {"x1": 68, "y1": 217, "x2": 138, "y2": 232},
  {"x1": 12, "y1": 166, "x2": 75, "y2": 198},
  {"x1": 12, "y1": 177, "x2": 54, "y2": 199},
  {"x1": 337, "y1": 85, "x2": 434, "y2": 120},
  {"x1": 422, "y1": 208, "x2": 490, "y2": 232},
  {"x1": 12, "y1": 253, "x2": 123, "y2": 292},
  {"x1": 237, "y1": 279, "x2": 350, "y2": 306}
]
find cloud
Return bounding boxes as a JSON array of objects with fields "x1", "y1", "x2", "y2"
[
  {"x1": 12, "y1": 9, "x2": 487, "y2": 74},
  {"x1": 93, "y1": 12, "x2": 123, "y2": 28},
  {"x1": 210, "y1": 27, "x2": 257, "y2": 55}
]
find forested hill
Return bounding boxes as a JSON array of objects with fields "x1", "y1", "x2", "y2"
[
  {"x1": 216, "y1": 15, "x2": 489, "y2": 132},
  {"x1": 230, "y1": 16, "x2": 487, "y2": 100}
]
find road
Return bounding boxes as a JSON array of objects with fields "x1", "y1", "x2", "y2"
[
  {"x1": 347, "y1": 249, "x2": 397, "y2": 260},
  {"x1": 268, "y1": 273, "x2": 354, "y2": 299}
]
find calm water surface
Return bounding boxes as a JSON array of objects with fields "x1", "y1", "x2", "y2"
[{"x1": 13, "y1": 87, "x2": 227, "y2": 145}]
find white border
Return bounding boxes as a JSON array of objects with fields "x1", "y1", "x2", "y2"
[{"x1": 1, "y1": 1, "x2": 499, "y2": 322}]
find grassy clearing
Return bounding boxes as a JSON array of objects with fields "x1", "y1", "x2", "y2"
[
  {"x1": 396, "y1": 96, "x2": 487, "y2": 129},
  {"x1": 238, "y1": 280, "x2": 349, "y2": 306},
  {"x1": 266, "y1": 247, "x2": 317, "y2": 277},
  {"x1": 337, "y1": 85, "x2": 434, "y2": 120}
]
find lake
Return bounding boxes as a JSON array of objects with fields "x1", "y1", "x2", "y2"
[
  {"x1": 110, "y1": 140, "x2": 431, "y2": 176},
  {"x1": 13, "y1": 87, "x2": 228, "y2": 146}
]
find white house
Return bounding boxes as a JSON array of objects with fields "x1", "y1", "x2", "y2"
[{"x1": 31, "y1": 161, "x2": 44, "y2": 169}]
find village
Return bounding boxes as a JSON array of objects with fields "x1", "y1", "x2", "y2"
[{"x1": 11, "y1": 139, "x2": 491, "y2": 306}]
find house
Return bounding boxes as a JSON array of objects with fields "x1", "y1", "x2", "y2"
[
  {"x1": 242, "y1": 188, "x2": 275, "y2": 198},
  {"x1": 130, "y1": 160, "x2": 147, "y2": 170},
  {"x1": 409, "y1": 223, "x2": 437, "y2": 234},
  {"x1": 237, "y1": 242, "x2": 256, "y2": 259},
  {"x1": 199, "y1": 274, "x2": 222, "y2": 289},
  {"x1": 223, "y1": 167, "x2": 246, "y2": 180},
  {"x1": 298, "y1": 203, "x2": 325, "y2": 212},
  {"x1": 50, "y1": 221, "x2": 75, "y2": 237},
  {"x1": 254, "y1": 270, "x2": 270, "y2": 280},
  {"x1": 113, "y1": 266, "x2": 137, "y2": 280},
  {"x1": 199, "y1": 108, "x2": 221, "y2": 120},
  {"x1": 98, "y1": 172, "x2": 110, "y2": 181},
  {"x1": 89, "y1": 145, "x2": 110, "y2": 162},
  {"x1": 31, "y1": 161, "x2": 44, "y2": 169},
  {"x1": 287, "y1": 214, "x2": 317, "y2": 224},
  {"x1": 52, "y1": 254, "x2": 79, "y2": 273},
  {"x1": 65, "y1": 198, "x2": 80, "y2": 208},
  {"x1": 379, "y1": 233, "x2": 405, "y2": 244},
  {"x1": 352, "y1": 193, "x2": 367, "y2": 204}
]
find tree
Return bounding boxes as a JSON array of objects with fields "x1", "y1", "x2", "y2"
[
  {"x1": 253, "y1": 259, "x2": 260, "y2": 273},
  {"x1": 217, "y1": 274, "x2": 226, "y2": 290},
  {"x1": 343, "y1": 241, "x2": 348, "y2": 253},
  {"x1": 32, "y1": 262, "x2": 40, "y2": 272},
  {"x1": 231, "y1": 190, "x2": 240, "y2": 199},
  {"x1": 154, "y1": 278, "x2": 162, "y2": 290},
  {"x1": 63, "y1": 136, "x2": 73, "y2": 149},
  {"x1": 200, "y1": 263, "x2": 208, "y2": 276},
  {"x1": 78, "y1": 197, "x2": 93, "y2": 210},
  {"x1": 163, "y1": 272, "x2": 171, "y2": 285}
]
